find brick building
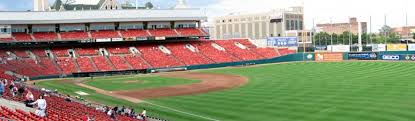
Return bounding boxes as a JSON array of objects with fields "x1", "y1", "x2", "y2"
[{"x1": 316, "y1": 17, "x2": 367, "y2": 35}]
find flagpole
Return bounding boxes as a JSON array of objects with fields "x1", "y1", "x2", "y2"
[{"x1": 330, "y1": 17, "x2": 333, "y2": 52}]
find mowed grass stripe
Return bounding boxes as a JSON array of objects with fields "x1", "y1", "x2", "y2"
[{"x1": 38, "y1": 62, "x2": 415, "y2": 121}]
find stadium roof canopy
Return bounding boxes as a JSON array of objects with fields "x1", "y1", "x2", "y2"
[{"x1": 0, "y1": 9, "x2": 207, "y2": 24}]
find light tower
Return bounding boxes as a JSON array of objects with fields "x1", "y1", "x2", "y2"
[{"x1": 174, "y1": 0, "x2": 188, "y2": 9}]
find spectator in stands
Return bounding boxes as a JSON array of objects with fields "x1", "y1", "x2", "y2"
[
  {"x1": 30, "y1": 95, "x2": 47, "y2": 117},
  {"x1": 82, "y1": 112, "x2": 91, "y2": 121},
  {"x1": 0, "y1": 80, "x2": 4, "y2": 97},
  {"x1": 11, "y1": 85, "x2": 18, "y2": 97},
  {"x1": 130, "y1": 107, "x2": 136, "y2": 117},
  {"x1": 8, "y1": 81, "x2": 14, "y2": 95},
  {"x1": 138, "y1": 108, "x2": 146, "y2": 120},
  {"x1": 18, "y1": 86, "x2": 25, "y2": 97},
  {"x1": 65, "y1": 94, "x2": 72, "y2": 102},
  {"x1": 25, "y1": 90, "x2": 35, "y2": 108}
]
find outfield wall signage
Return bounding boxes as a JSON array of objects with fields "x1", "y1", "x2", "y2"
[
  {"x1": 403, "y1": 55, "x2": 415, "y2": 61},
  {"x1": 387, "y1": 44, "x2": 407, "y2": 51},
  {"x1": 267, "y1": 37, "x2": 298, "y2": 47},
  {"x1": 382, "y1": 55, "x2": 400, "y2": 60},
  {"x1": 327, "y1": 45, "x2": 350, "y2": 52},
  {"x1": 315, "y1": 53, "x2": 344, "y2": 62},
  {"x1": 348, "y1": 53, "x2": 377, "y2": 60},
  {"x1": 408, "y1": 44, "x2": 415, "y2": 51},
  {"x1": 372, "y1": 44, "x2": 386, "y2": 52}
]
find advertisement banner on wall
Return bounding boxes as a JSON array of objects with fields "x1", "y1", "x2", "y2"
[
  {"x1": 387, "y1": 44, "x2": 407, "y2": 51},
  {"x1": 372, "y1": 44, "x2": 386, "y2": 51},
  {"x1": 382, "y1": 55, "x2": 400, "y2": 60},
  {"x1": 315, "y1": 53, "x2": 344, "y2": 62},
  {"x1": 403, "y1": 55, "x2": 415, "y2": 61},
  {"x1": 267, "y1": 37, "x2": 298, "y2": 47},
  {"x1": 348, "y1": 53, "x2": 377, "y2": 60},
  {"x1": 408, "y1": 44, "x2": 415, "y2": 51},
  {"x1": 327, "y1": 45, "x2": 351, "y2": 52}
]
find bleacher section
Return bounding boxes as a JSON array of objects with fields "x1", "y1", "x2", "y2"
[
  {"x1": 52, "y1": 48, "x2": 70, "y2": 57},
  {"x1": 92, "y1": 56, "x2": 115, "y2": 72},
  {"x1": 60, "y1": 31, "x2": 90, "y2": 40},
  {"x1": 33, "y1": 32, "x2": 58, "y2": 42},
  {"x1": 0, "y1": 38, "x2": 15, "y2": 43},
  {"x1": 12, "y1": 50, "x2": 29, "y2": 58},
  {"x1": 148, "y1": 29, "x2": 178, "y2": 37},
  {"x1": 176, "y1": 28, "x2": 206, "y2": 37},
  {"x1": 56, "y1": 58, "x2": 78, "y2": 74},
  {"x1": 215, "y1": 40, "x2": 263, "y2": 61},
  {"x1": 75, "y1": 47, "x2": 99, "y2": 56},
  {"x1": 191, "y1": 41, "x2": 239, "y2": 63},
  {"x1": 165, "y1": 43, "x2": 212, "y2": 65},
  {"x1": 138, "y1": 45, "x2": 184, "y2": 68},
  {"x1": 107, "y1": 46, "x2": 131, "y2": 55},
  {"x1": 120, "y1": 29, "x2": 150, "y2": 38},
  {"x1": 31, "y1": 49, "x2": 48, "y2": 57},
  {"x1": 124, "y1": 55, "x2": 150, "y2": 70},
  {"x1": 91, "y1": 30, "x2": 120, "y2": 39},
  {"x1": 0, "y1": 39, "x2": 288, "y2": 78},
  {"x1": 76, "y1": 57, "x2": 98, "y2": 72},
  {"x1": 12, "y1": 33, "x2": 33, "y2": 42},
  {"x1": 109, "y1": 56, "x2": 132, "y2": 70}
]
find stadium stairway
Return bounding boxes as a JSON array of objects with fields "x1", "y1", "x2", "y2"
[
  {"x1": 0, "y1": 98, "x2": 35, "y2": 113},
  {"x1": 105, "y1": 56, "x2": 118, "y2": 71},
  {"x1": 89, "y1": 57, "x2": 100, "y2": 72}
]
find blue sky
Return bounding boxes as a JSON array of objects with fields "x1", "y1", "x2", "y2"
[{"x1": 0, "y1": 0, "x2": 414, "y2": 31}]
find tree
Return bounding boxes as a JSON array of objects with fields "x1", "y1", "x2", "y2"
[
  {"x1": 413, "y1": 33, "x2": 415, "y2": 39},
  {"x1": 379, "y1": 25, "x2": 392, "y2": 36},
  {"x1": 145, "y1": 2, "x2": 154, "y2": 9}
]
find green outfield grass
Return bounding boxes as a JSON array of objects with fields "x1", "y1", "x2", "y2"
[
  {"x1": 37, "y1": 62, "x2": 415, "y2": 121},
  {"x1": 84, "y1": 76, "x2": 201, "y2": 91}
]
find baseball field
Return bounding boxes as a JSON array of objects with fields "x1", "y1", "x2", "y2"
[{"x1": 35, "y1": 62, "x2": 415, "y2": 121}]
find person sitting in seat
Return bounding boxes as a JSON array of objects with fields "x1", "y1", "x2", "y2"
[
  {"x1": 30, "y1": 95, "x2": 47, "y2": 117},
  {"x1": 0, "y1": 80, "x2": 4, "y2": 98},
  {"x1": 25, "y1": 90, "x2": 35, "y2": 108}
]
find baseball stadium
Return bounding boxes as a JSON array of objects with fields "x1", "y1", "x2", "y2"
[{"x1": 1, "y1": 0, "x2": 415, "y2": 121}]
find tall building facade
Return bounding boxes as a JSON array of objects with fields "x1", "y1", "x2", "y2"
[
  {"x1": 34, "y1": 0, "x2": 50, "y2": 11},
  {"x1": 316, "y1": 17, "x2": 367, "y2": 35},
  {"x1": 211, "y1": 6, "x2": 304, "y2": 40}
]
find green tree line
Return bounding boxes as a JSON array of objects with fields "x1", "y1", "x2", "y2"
[{"x1": 313, "y1": 25, "x2": 409, "y2": 45}]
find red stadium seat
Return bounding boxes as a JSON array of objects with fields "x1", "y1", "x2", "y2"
[
  {"x1": 124, "y1": 55, "x2": 150, "y2": 70},
  {"x1": 109, "y1": 56, "x2": 132, "y2": 71},
  {"x1": 13, "y1": 33, "x2": 33, "y2": 42},
  {"x1": 165, "y1": 43, "x2": 212, "y2": 65},
  {"x1": 120, "y1": 29, "x2": 150, "y2": 38},
  {"x1": 76, "y1": 57, "x2": 98, "y2": 72},
  {"x1": 60, "y1": 31, "x2": 90, "y2": 40},
  {"x1": 191, "y1": 41, "x2": 240, "y2": 63},
  {"x1": 92, "y1": 56, "x2": 115, "y2": 72},
  {"x1": 33, "y1": 32, "x2": 58, "y2": 41},
  {"x1": 176, "y1": 28, "x2": 207, "y2": 37},
  {"x1": 107, "y1": 46, "x2": 131, "y2": 55},
  {"x1": 91, "y1": 30, "x2": 120, "y2": 39},
  {"x1": 56, "y1": 57, "x2": 78, "y2": 74},
  {"x1": 137, "y1": 44, "x2": 184, "y2": 68},
  {"x1": 0, "y1": 38, "x2": 15, "y2": 43},
  {"x1": 148, "y1": 29, "x2": 179, "y2": 37},
  {"x1": 75, "y1": 47, "x2": 99, "y2": 56},
  {"x1": 215, "y1": 40, "x2": 263, "y2": 61}
]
